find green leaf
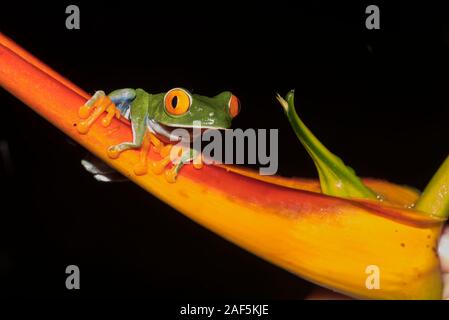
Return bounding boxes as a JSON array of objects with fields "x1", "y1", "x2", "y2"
[
  {"x1": 415, "y1": 155, "x2": 449, "y2": 219},
  {"x1": 276, "y1": 90, "x2": 377, "y2": 200}
]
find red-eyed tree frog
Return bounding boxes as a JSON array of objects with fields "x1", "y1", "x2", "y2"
[{"x1": 77, "y1": 88, "x2": 240, "y2": 182}]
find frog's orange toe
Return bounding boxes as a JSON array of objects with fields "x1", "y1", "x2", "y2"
[
  {"x1": 133, "y1": 163, "x2": 148, "y2": 176},
  {"x1": 192, "y1": 152, "x2": 203, "y2": 169},
  {"x1": 193, "y1": 162, "x2": 203, "y2": 169},
  {"x1": 149, "y1": 157, "x2": 169, "y2": 175},
  {"x1": 101, "y1": 104, "x2": 118, "y2": 127},
  {"x1": 76, "y1": 120, "x2": 90, "y2": 134},
  {"x1": 107, "y1": 147, "x2": 120, "y2": 159},
  {"x1": 101, "y1": 116, "x2": 112, "y2": 127},
  {"x1": 164, "y1": 167, "x2": 178, "y2": 183},
  {"x1": 160, "y1": 144, "x2": 173, "y2": 158},
  {"x1": 78, "y1": 104, "x2": 92, "y2": 119}
]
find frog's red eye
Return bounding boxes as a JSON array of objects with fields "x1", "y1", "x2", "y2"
[
  {"x1": 164, "y1": 88, "x2": 191, "y2": 115},
  {"x1": 228, "y1": 94, "x2": 240, "y2": 118}
]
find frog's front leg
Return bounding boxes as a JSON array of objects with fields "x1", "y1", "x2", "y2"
[
  {"x1": 78, "y1": 90, "x2": 105, "y2": 119},
  {"x1": 77, "y1": 90, "x2": 120, "y2": 134},
  {"x1": 106, "y1": 89, "x2": 149, "y2": 165}
]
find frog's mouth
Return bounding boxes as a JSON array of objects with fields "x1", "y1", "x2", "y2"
[{"x1": 147, "y1": 119, "x2": 227, "y2": 144}]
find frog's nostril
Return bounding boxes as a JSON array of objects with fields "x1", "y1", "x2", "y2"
[{"x1": 228, "y1": 94, "x2": 240, "y2": 118}]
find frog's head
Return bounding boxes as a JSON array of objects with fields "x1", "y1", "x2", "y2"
[{"x1": 151, "y1": 88, "x2": 240, "y2": 130}]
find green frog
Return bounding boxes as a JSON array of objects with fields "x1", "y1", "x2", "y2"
[{"x1": 77, "y1": 87, "x2": 240, "y2": 182}]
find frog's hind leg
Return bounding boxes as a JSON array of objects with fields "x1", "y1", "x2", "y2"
[{"x1": 107, "y1": 89, "x2": 148, "y2": 159}]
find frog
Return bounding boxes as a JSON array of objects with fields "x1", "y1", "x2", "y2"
[{"x1": 76, "y1": 88, "x2": 240, "y2": 182}]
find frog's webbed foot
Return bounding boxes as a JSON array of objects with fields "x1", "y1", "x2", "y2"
[
  {"x1": 107, "y1": 141, "x2": 141, "y2": 159},
  {"x1": 116, "y1": 132, "x2": 173, "y2": 177},
  {"x1": 149, "y1": 145, "x2": 203, "y2": 183},
  {"x1": 149, "y1": 145, "x2": 176, "y2": 176},
  {"x1": 104, "y1": 128, "x2": 149, "y2": 173},
  {"x1": 147, "y1": 133, "x2": 171, "y2": 156},
  {"x1": 77, "y1": 90, "x2": 120, "y2": 134}
]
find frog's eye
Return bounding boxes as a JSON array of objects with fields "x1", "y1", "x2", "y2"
[
  {"x1": 164, "y1": 88, "x2": 192, "y2": 116},
  {"x1": 228, "y1": 94, "x2": 240, "y2": 118}
]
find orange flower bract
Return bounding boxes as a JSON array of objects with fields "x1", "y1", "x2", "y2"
[{"x1": 0, "y1": 33, "x2": 444, "y2": 299}]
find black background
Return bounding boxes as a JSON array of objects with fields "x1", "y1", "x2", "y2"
[{"x1": 0, "y1": 1, "x2": 448, "y2": 299}]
